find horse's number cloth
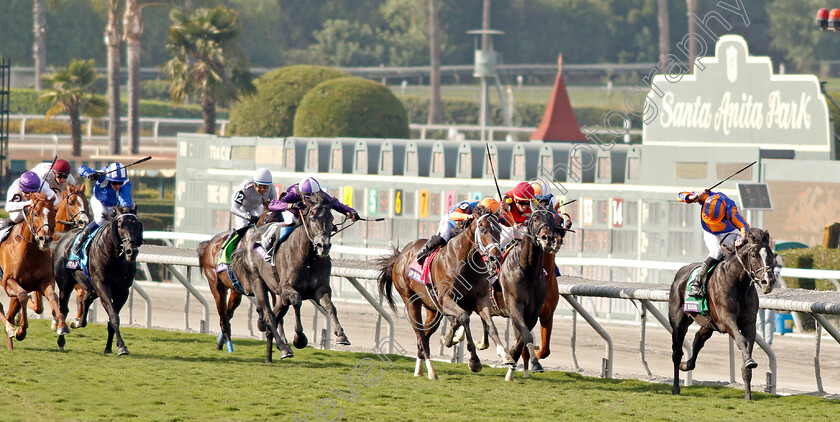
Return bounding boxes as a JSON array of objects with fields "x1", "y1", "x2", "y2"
[
  {"x1": 66, "y1": 227, "x2": 104, "y2": 282},
  {"x1": 684, "y1": 265, "x2": 710, "y2": 315},
  {"x1": 408, "y1": 249, "x2": 440, "y2": 285}
]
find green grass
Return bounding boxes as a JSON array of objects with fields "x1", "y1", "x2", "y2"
[{"x1": 0, "y1": 320, "x2": 837, "y2": 421}]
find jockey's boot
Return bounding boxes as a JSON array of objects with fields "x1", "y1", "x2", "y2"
[
  {"x1": 72, "y1": 222, "x2": 98, "y2": 257},
  {"x1": 687, "y1": 256, "x2": 721, "y2": 297},
  {"x1": 416, "y1": 234, "x2": 446, "y2": 265}
]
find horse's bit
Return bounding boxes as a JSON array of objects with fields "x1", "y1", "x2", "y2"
[
  {"x1": 19, "y1": 198, "x2": 51, "y2": 244},
  {"x1": 734, "y1": 243, "x2": 773, "y2": 285}
]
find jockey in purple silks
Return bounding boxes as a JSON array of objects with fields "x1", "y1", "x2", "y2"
[
  {"x1": 267, "y1": 177, "x2": 359, "y2": 246},
  {"x1": 0, "y1": 171, "x2": 57, "y2": 232}
]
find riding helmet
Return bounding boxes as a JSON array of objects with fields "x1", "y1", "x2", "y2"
[
  {"x1": 511, "y1": 181, "x2": 535, "y2": 202},
  {"x1": 530, "y1": 179, "x2": 551, "y2": 200},
  {"x1": 298, "y1": 177, "x2": 321, "y2": 194},
  {"x1": 19, "y1": 171, "x2": 41, "y2": 192},
  {"x1": 53, "y1": 159, "x2": 71, "y2": 174},
  {"x1": 253, "y1": 168, "x2": 273, "y2": 186},
  {"x1": 105, "y1": 162, "x2": 129, "y2": 183},
  {"x1": 478, "y1": 197, "x2": 501, "y2": 214}
]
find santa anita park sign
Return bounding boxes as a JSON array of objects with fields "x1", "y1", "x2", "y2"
[{"x1": 644, "y1": 35, "x2": 833, "y2": 157}]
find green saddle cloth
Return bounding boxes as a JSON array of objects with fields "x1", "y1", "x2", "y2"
[{"x1": 683, "y1": 264, "x2": 715, "y2": 315}]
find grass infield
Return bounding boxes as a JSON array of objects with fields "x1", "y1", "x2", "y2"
[{"x1": 0, "y1": 320, "x2": 836, "y2": 421}]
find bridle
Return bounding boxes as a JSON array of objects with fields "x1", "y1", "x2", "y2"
[
  {"x1": 18, "y1": 196, "x2": 52, "y2": 244},
  {"x1": 733, "y1": 242, "x2": 773, "y2": 285},
  {"x1": 527, "y1": 209, "x2": 555, "y2": 250},
  {"x1": 297, "y1": 203, "x2": 331, "y2": 248},
  {"x1": 471, "y1": 213, "x2": 502, "y2": 260},
  {"x1": 112, "y1": 213, "x2": 142, "y2": 258},
  {"x1": 57, "y1": 190, "x2": 90, "y2": 227}
]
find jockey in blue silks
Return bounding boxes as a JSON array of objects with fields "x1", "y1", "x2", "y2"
[{"x1": 72, "y1": 162, "x2": 134, "y2": 256}]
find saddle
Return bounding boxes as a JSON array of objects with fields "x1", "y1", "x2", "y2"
[{"x1": 66, "y1": 226, "x2": 104, "y2": 287}]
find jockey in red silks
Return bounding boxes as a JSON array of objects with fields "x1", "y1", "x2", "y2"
[
  {"x1": 679, "y1": 189, "x2": 750, "y2": 297},
  {"x1": 31, "y1": 159, "x2": 75, "y2": 195},
  {"x1": 415, "y1": 197, "x2": 501, "y2": 264},
  {"x1": 266, "y1": 177, "x2": 359, "y2": 248},
  {"x1": 499, "y1": 181, "x2": 535, "y2": 248}
]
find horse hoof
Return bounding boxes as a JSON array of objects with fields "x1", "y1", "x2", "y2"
[
  {"x1": 51, "y1": 320, "x2": 57, "y2": 331},
  {"x1": 280, "y1": 348, "x2": 294, "y2": 359},
  {"x1": 118, "y1": 346, "x2": 130, "y2": 356},
  {"x1": 531, "y1": 360, "x2": 544, "y2": 373},
  {"x1": 335, "y1": 334, "x2": 350, "y2": 346},
  {"x1": 744, "y1": 358, "x2": 758, "y2": 369},
  {"x1": 104, "y1": 349, "x2": 112, "y2": 355},
  {"x1": 679, "y1": 362, "x2": 691, "y2": 372},
  {"x1": 226, "y1": 341, "x2": 234, "y2": 354},
  {"x1": 475, "y1": 340, "x2": 488, "y2": 350},
  {"x1": 15, "y1": 330, "x2": 26, "y2": 341},
  {"x1": 70, "y1": 319, "x2": 82, "y2": 329},
  {"x1": 257, "y1": 320, "x2": 267, "y2": 332},
  {"x1": 56, "y1": 326, "x2": 70, "y2": 336},
  {"x1": 216, "y1": 333, "x2": 225, "y2": 347},
  {"x1": 293, "y1": 333, "x2": 308, "y2": 349},
  {"x1": 468, "y1": 360, "x2": 482, "y2": 373},
  {"x1": 57, "y1": 336, "x2": 66, "y2": 349}
]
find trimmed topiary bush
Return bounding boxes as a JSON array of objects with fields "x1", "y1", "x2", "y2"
[
  {"x1": 228, "y1": 65, "x2": 349, "y2": 137},
  {"x1": 294, "y1": 77, "x2": 409, "y2": 139}
]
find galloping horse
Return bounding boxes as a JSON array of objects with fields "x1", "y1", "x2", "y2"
[
  {"x1": 669, "y1": 227, "x2": 775, "y2": 401},
  {"x1": 260, "y1": 190, "x2": 351, "y2": 360},
  {"x1": 535, "y1": 212, "x2": 572, "y2": 360},
  {"x1": 377, "y1": 206, "x2": 515, "y2": 380},
  {"x1": 53, "y1": 206, "x2": 143, "y2": 354},
  {"x1": 48, "y1": 183, "x2": 92, "y2": 329},
  {"x1": 199, "y1": 196, "x2": 337, "y2": 363},
  {"x1": 0, "y1": 192, "x2": 69, "y2": 347}
]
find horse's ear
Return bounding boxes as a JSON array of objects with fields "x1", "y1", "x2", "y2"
[
  {"x1": 132, "y1": 204, "x2": 139, "y2": 214},
  {"x1": 79, "y1": 184, "x2": 86, "y2": 193}
]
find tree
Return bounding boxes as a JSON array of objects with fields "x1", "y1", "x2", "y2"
[
  {"x1": 33, "y1": 0, "x2": 47, "y2": 90},
  {"x1": 687, "y1": 0, "x2": 697, "y2": 72},
  {"x1": 657, "y1": 0, "x2": 669, "y2": 68},
  {"x1": 428, "y1": 0, "x2": 442, "y2": 124},
  {"x1": 163, "y1": 6, "x2": 255, "y2": 134},
  {"x1": 104, "y1": 0, "x2": 122, "y2": 154},
  {"x1": 40, "y1": 60, "x2": 107, "y2": 157},
  {"x1": 307, "y1": 19, "x2": 387, "y2": 66}
]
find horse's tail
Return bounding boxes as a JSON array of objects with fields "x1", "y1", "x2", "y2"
[
  {"x1": 374, "y1": 247, "x2": 401, "y2": 312},
  {"x1": 197, "y1": 240, "x2": 210, "y2": 262}
]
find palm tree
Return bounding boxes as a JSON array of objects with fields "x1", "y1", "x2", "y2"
[
  {"x1": 687, "y1": 0, "x2": 697, "y2": 72},
  {"x1": 163, "y1": 7, "x2": 255, "y2": 134},
  {"x1": 40, "y1": 60, "x2": 107, "y2": 157},
  {"x1": 657, "y1": 0, "x2": 669, "y2": 69},
  {"x1": 427, "y1": 0, "x2": 442, "y2": 124},
  {"x1": 33, "y1": 0, "x2": 47, "y2": 90},
  {"x1": 105, "y1": 0, "x2": 122, "y2": 154}
]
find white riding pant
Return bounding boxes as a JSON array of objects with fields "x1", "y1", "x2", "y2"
[
  {"x1": 704, "y1": 229, "x2": 740, "y2": 260},
  {"x1": 90, "y1": 197, "x2": 115, "y2": 226},
  {"x1": 500, "y1": 224, "x2": 524, "y2": 250},
  {"x1": 234, "y1": 203, "x2": 266, "y2": 230},
  {"x1": 436, "y1": 218, "x2": 456, "y2": 241}
]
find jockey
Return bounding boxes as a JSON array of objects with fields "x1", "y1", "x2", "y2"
[
  {"x1": 416, "y1": 197, "x2": 501, "y2": 264},
  {"x1": 72, "y1": 162, "x2": 134, "y2": 256},
  {"x1": 0, "y1": 171, "x2": 57, "y2": 232},
  {"x1": 530, "y1": 179, "x2": 559, "y2": 218},
  {"x1": 266, "y1": 177, "x2": 358, "y2": 248},
  {"x1": 679, "y1": 189, "x2": 750, "y2": 297},
  {"x1": 31, "y1": 159, "x2": 76, "y2": 196},
  {"x1": 500, "y1": 181, "x2": 535, "y2": 227},
  {"x1": 218, "y1": 168, "x2": 278, "y2": 264}
]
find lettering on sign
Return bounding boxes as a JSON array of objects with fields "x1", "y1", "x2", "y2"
[
  {"x1": 445, "y1": 191, "x2": 456, "y2": 212},
  {"x1": 209, "y1": 145, "x2": 231, "y2": 161},
  {"x1": 394, "y1": 189, "x2": 403, "y2": 216},
  {"x1": 206, "y1": 184, "x2": 230, "y2": 204},
  {"x1": 368, "y1": 188, "x2": 378, "y2": 215},
  {"x1": 645, "y1": 35, "x2": 830, "y2": 154},
  {"x1": 582, "y1": 197, "x2": 594, "y2": 227},
  {"x1": 612, "y1": 198, "x2": 623, "y2": 228},
  {"x1": 419, "y1": 190, "x2": 430, "y2": 218}
]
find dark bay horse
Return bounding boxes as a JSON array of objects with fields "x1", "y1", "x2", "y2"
[
  {"x1": 535, "y1": 212, "x2": 572, "y2": 360},
  {"x1": 377, "y1": 207, "x2": 514, "y2": 380},
  {"x1": 260, "y1": 191, "x2": 351, "y2": 360},
  {"x1": 53, "y1": 206, "x2": 143, "y2": 354},
  {"x1": 669, "y1": 227, "x2": 775, "y2": 401},
  {"x1": 0, "y1": 192, "x2": 69, "y2": 347}
]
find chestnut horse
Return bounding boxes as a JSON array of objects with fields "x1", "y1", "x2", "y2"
[
  {"x1": 53, "y1": 206, "x2": 143, "y2": 354},
  {"x1": 0, "y1": 192, "x2": 69, "y2": 348},
  {"x1": 377, "y1": 206, "x2": 514, "y2": 380},
  {"x1": 669, "y1": 227, "x2": 775, "y2": 401}
]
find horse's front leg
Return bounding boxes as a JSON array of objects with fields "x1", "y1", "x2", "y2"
[
  {"x1": 6, "y1": 280, "x2": 30, "y2": 341},
  {"x1": 96, "y1": 282, "x2": 129, "y2": 355},
  {"x1": 28, "y1": 291, "x2": 43, "y2": 314},
  {"x1": 726, "y1": 318, "x2": 758, "y2": 401},
  {"x1": 42, "y1": 280, "x2": 70, "y2": 336},
  {"x1": 507, "y1": 303, "x2": 542, "y2": 374},
  {"x1": 72, "y1": 283, "x2": 88, "y2": 328},
  {"x1": 476, "y1": 298, "x2": 513, "y2": 364},
  {"x1": 253, "y1": 280, "x2": 293, "y2": 360},
  {"x1": 438, "y1": 294, "x2": 481, "y2": 373},
  {"x1": 0, "y1": 302, "x2": 13, "y2": 348},
  {"x1": 315, "y1": 287, "x2": 350, "y2": 346}
]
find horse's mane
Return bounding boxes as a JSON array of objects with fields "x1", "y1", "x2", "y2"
[{"x1": 306, "y1": 191, "x2": 329, "y2": 207}]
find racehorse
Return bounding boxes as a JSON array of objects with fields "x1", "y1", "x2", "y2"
[
  {"x1": 259, "y1": 190, "x2": 352, "y2": 361},
  {"x1": 535, "y1": 212, "x2": 572, "y2": 360},
  {"x1": 53, "y1": 206, "x2": 143, "y2": 354},
  {"x1": 198, "y1": 193, "x2": 343, "y2": 363},
  {"x1": 377, "y1": 206, "x2": 515, "y2": 380},
  {"x1": 0, "y1": 192, "x2": 69, "y2": 347},
  {"x1": 669, "y1": 227, "x2": 775, "y2": 401}
]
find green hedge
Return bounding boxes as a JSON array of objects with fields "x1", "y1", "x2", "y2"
[
  {"x1": 779, "y1": 246, "x2": 840, "y2": 290},
  {"x1": 294, "y1": 77, "x2": 409, "y2": 139},
  {"x1": 228, "y1": 65, "x2": 350, "y2": 137}
]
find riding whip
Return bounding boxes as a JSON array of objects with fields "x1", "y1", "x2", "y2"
[
  {"x1": 37, "y1": 155, "x2": 58, "y2": 192},
  {"x1": 707, "y1": 161, "x2": 756, "y2": 191},
  {"x1": 100, "y1": 156, "x2": 153, "y2": 176}
]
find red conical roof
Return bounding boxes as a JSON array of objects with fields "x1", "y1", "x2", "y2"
[{"x1": 530, "y1": 54, "x2": 587, "y2": 142}]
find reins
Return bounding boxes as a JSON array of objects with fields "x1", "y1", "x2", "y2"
[
  {"x1": 17, "y1": 197, "x2": 51, "y2": 244},
  {"x1": 57, "y1": 191, "x2": 89, "y2": 227}
]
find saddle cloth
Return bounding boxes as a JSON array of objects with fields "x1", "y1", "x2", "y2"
[
  {"x1": 408, "y1": 248, "x2": 440, "y2": 285},
  {"x1": 66, "y1": 226, "x2": 104, "y2": 280},
  {"x1": 683, "y1": 265, "x2": 710, "y2": 315}
]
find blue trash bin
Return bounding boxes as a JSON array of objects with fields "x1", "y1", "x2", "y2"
[{"x1": 775, "y1": 313, "x2": 793, "y2": 334}]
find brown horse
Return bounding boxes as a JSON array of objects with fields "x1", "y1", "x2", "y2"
[
  {"x1": 1, "y1": 192, "x2": 69, "y2": 348},
  {"x1": 535, "y1": 212, "x2": 572, "y2": 360},
  {"x1": 669, "y1": 227, "x2": 775, "y2": 401},
  {"x1": 377, "y1": 207, "x2": 514, "y2": 380}
]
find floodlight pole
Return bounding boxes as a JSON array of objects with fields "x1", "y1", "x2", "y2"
[{"x1": 468, "y1": 29, "x2": 511, "y2": 142}]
